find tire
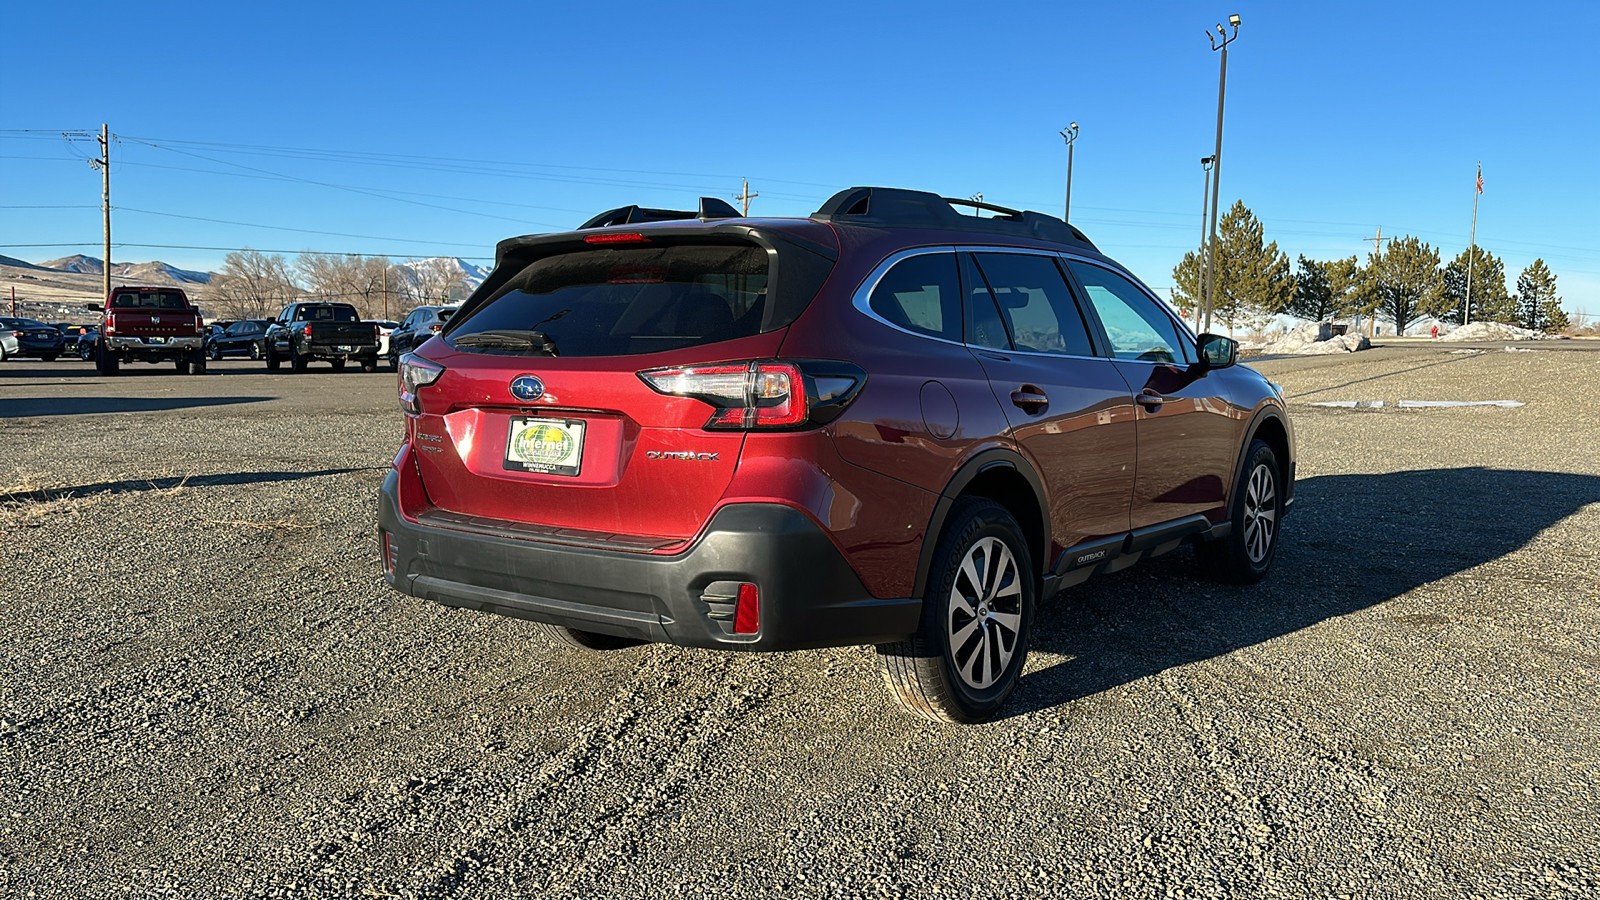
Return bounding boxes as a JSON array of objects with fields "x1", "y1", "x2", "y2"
[
  {"x1": 95, "y1": 342, "x2": 119, "y2": 375},
  {"x1": 0, "y1": 343, "x2": 8, "y2": 362},
  {"x1": 330, "y1": 359, "x2": 347, "y2": 372},
  {"x1": 211, "y1": 344, "x2": 224, "y2": 361},
  {"x1": 290, "y1": 347, "x2": 309, "y2": 373},
  {"x1": 175, "y1": 359, "x2": 191, "y2": 375},
  {"x1": 1197, "y1": 438, "x2": 1283, "y2": 584},
  {"x1": 190, "y1": 350, "x2": 207, "y2": 375},
  {"x1": 42, "y1": 354, "x2": 58, "y2": 362},
  {"x1": 876, "y1": 497, "x2": 1035, "y2": 724},
  {"x1": 360, "y1": 359, "x2": 377, "y2": 373},
  {"x1": 79, "y1": 340, "x2": 94, "y2": 361},
  {"x1": 535, "y1": 622, "x2": 644, "y2": 651},
  {"x1": 249, "y1": 342, "x2": 262, "y2": 361}
]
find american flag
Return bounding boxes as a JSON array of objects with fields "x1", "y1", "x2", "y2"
[{"x1": 1476, "y1": 169, "x2": 1484, "y2": 194}]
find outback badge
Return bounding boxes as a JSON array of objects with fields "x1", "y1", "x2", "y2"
[{"x1": 509, "y1": 375, "x2": 545, "y2": 402}]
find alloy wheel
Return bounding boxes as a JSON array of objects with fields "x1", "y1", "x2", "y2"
[
  {"x1": 946, "y1": 536, "x2": 1024, "y2": 690},
  {"x1": 1242, "y1": 463, "x2": 1277, "y2": 564}
]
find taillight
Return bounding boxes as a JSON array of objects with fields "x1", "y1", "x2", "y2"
[
  {"x1": 638, "y1": 359, "x2": 866, "y2": 431},
  {"x1": 303, "y1": 324, "x2": 313, "y2": 338},
  {"x1": 398, "y1": 353, "x2": 445, "y2": 415},
  {"x1": 194, "y1": 319, "x2": 204, "y2": 335},
  {"x1": 9, "y1": 331, "x2": 21, "y2": 338},
  {"x1": 428, "y1": 323, "x2": 441, "y2": 333},
  {"x1": 103, "y1": 316, "x2": 116, "y2": 335}
]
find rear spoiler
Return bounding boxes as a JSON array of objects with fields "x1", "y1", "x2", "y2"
[{"x1": 579, "y1": 197, "x2": 742, "y2": 229}]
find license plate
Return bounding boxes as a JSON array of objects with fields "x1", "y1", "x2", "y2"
[
  {"x1": 148, "y1": 336, "x2": 166, "y2": 344},
  {"x1": 504, "y1": 417, "x2": 585, "y2": 476},
  {"x1": 335, "y1": 345, "x2": 353, "y2": 352}
]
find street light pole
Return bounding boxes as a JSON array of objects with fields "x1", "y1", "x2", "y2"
[
  {"x1": 1059, "y1": 122, "x2": 1079, "y2": 222},
  {"x1": 1198, "y1": 155, "x2": 1215, "y2": 333},
  {"x1": 1204, "y1": 14, "x2": 1240, "y2": 334}
]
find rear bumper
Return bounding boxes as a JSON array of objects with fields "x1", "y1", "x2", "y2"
[
  {"x1": 105, "y1": 336, "x2": 201, "y2": 355},
  {"x1": 378, "y1": 469, "x2": 919, "y2": 651}
]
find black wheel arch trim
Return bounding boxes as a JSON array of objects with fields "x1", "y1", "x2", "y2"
[
  {"x1": 912, "y1": 448, "x2": 1050, "y2": 600},
  {"x1": 1233, "y1": 403, "x2": 1295, "y2": 519}
]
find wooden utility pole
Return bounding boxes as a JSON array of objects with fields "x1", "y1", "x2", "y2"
[
  {"x1": 1363, "y1": 227, "x2": 1388, "y2": 336},
  {"x1": 735, "y1": 179, "x2": 758, "y2": 216},
  {"x1": 93, "y1": 124, "x2": 111, "y2": 300}
]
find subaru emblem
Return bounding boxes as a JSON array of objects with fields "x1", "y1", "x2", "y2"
[{"x1": 509, "y1": 375, "x2": 545, "y2": 402}]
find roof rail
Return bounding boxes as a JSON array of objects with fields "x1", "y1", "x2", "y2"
[
  {"x1": 578, "y1": 197, "x2": 742, "y2": 229},
  {"x1": 811, "y1": 186, "x2": 1096, "y2": 250}
]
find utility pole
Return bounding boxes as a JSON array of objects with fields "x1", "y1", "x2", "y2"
[
  {"x1": 89, "y1": 124, "x2": 111, "y2": 301},
  {"x1": 735, "y1": 179, "x2": 759, "y2": 216},
  {"x1": 1197, "y1": 155, "x2": 1215, "y2": 333},
  {"x1": 1364, "y1": 227, "x2": 1387, "y2": 337},
  {"x1": 382, "y1": 264, "x2": 390, "y2": 320}
]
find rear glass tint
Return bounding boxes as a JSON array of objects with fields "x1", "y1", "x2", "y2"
[
  {"x1": 110, "y1": 290, "x2": 188, "y2": 310},
  {"x1": 452, "y1": 243, "x2": 771, "y2": 357}
]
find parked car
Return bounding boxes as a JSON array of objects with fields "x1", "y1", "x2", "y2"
[
  {"x1": 367, "y1": 319, "x2": 401, "y2": 361},
  {"x1": 386, "y1": 305, "x2": 458, "y2": 365},
  {"x1": 53, "y1": 322, "x2": 95, "y2": 355},
  {"x1": 76, "y1": 326, "x2": 100, "y2": 360},
  {"x1": 207, "y1": 319, "x2": 273, "y2": 360},
  {"x1": 378, "y1": 187, "x2": 1295, "y2": 723},
  {"x1": 0, "y1": 317, "x2": 67, "y2": 361},
  {"x1": 263, "y1": 302, "x2": 381, "y2": 372}
]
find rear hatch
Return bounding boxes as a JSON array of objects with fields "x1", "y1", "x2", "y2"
[
  {"x1": 404, "y1": 226, "x2": 836, "y2": 545},
  {"x1": 307, "y1": 320, "x2": 377, "y2": 349}
]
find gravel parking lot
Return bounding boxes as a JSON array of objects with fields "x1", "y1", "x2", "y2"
[{"x1": 2, "y1": 346, "x2": 1597, "y2": 899}]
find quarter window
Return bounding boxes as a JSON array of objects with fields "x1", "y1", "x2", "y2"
[
  {"x1": 868, "y1": 252, "x2": 961, "y2": 341},
  {"x1": 1067, "y1": 262, "x2": 1190, "y2": 364}
]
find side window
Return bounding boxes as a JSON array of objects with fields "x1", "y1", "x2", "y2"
[
  {"x1": 969, "y1": 253, "x2": 1094, "y2": 356},
  {"x1": 868, "y1": 252, "x2": 961, "y2": 341},
  {"x1": 959, "y1": 254, "x2": 1011, "y2": 351},
  {"x1": 1066, "y1": 262, "x2": 1190, "y2": 364}
]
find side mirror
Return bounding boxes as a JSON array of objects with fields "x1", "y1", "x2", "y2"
[{"x1": 1198, "y1": 333, "x2": 1237, "y2": 368}]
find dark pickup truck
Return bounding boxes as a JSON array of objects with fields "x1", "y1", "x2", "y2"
[
  {"x1": 263, "y1": 302, "x2": 381, "y2": 372},
  {"x1": 94, "y1": 286, "x2": 207, "y2": 375}
]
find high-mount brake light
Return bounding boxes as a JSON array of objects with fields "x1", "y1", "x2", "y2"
[
  {"x1": 583, "y1": 232, "x2": 650, "y2": 245},
  {"x1": 398, "y1": 353, "x2": 445, "y2": 415}
]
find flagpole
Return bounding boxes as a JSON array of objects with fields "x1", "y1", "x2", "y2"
[{"x1": 1465, "y1": 162, "x2": 1480, "y2": 326}]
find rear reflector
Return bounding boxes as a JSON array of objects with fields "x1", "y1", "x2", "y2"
[
  {"x1": 734, "y1": 583, "x2": 760, "y2": 634},
  {"x1": 381, "y1": 530, "x2": 395, "y2": 576}
]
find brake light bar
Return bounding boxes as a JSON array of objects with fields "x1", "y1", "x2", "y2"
[{"x1": 583, "y1": 232, "x2": 650, "y2": 245}]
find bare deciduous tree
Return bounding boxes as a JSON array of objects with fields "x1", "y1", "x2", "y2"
[
  {"x1": 295, "y1": 253, "x2": 404, "y2": 320},
  {"x1": 208, "y1": 250, "x2": 300, "y2": 320}
]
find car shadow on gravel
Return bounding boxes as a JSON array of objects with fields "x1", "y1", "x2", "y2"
[
  {"x1": 2, "y1": 468, "x2": 386, "y2": 504},
  {"x1": 1008, "y1": 467, "x2": 1600, "y2": 719},
  {"x1": 0, "y1": 396, "x2": 272, "y2": 418}
]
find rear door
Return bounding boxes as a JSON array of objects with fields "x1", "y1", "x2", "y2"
[
  {"x1": 961, "y1": 251, "x2": 1137, "y2": 552},
  {"x1": 407, "y1": 237, "x2": 820, "y2": 544}
]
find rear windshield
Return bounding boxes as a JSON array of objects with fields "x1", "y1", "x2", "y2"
[
  {"x1": 450, "y1": 243, "x2": 771, "y2": 357},
  {"x1": 298, "y1": 305, "x2": 359, "y2": 322},
  {"x1": 110, "y1": 290, "x2": 188, "y2": 310}
]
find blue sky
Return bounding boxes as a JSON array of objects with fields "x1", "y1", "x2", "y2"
[{"x1": 3, "y1": 1, "x2": 1597, "y2": 318}]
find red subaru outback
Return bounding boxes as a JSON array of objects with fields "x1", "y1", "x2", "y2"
[{"x1": 379, "y1": 187, "x2": 1294, "y2": 722}]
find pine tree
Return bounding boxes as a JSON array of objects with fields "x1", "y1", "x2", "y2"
[
  {"x1": 1288, "y1": 255, "x2": 1360, "y2": 322},
  {"x1": 1358, "y1": 236, "x2": 1442, "y2": 336},
  {"x1": 1170, "y1": 200, "x2": 1292, "y2": 334},
  {"x1": 1515, "y1": 259, "x2": 1567, "y2": 333},
  {"x1": 1442, "y1": 246, "x2": 1515, "y2": 324}
]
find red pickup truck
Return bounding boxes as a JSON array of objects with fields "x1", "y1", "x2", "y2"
[{"x1": 93, "y1": 286, "x2": 207, "y2": 375}]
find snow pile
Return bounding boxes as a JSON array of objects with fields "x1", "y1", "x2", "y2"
[
  {"x1": 1439, "y1": 321, "x2": 1560, "y2": 342},
  {"x1": 1249, "y1": 322, "x2": 1371, "y2": 355}
]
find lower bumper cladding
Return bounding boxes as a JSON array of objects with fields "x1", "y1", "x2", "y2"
[{"x1": 378, "y1": 470, "x2": 919, "y2": 651}]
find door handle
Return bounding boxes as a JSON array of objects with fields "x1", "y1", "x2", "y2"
[
  {"x1": 1136, "y1": 391, "x2": 1166, "y2": 410},
  {"x1": 1011, "y1": 386, "x2": 1049, "y2": 413}
]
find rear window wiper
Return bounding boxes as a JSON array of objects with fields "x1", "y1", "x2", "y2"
[{"x1": 451, "y1": 329, "x2": 559, "y2": 356}]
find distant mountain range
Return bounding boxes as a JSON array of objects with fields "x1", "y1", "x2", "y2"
[{"x1": 2, "y1": 255, "x2": 492, "y2": 293}]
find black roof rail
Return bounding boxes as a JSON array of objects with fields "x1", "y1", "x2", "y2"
[
  {"x1": 811, "y1": 186, "x2": 1097, "y2": 250},
  {"x1": 578, "y1": 197, "x2": 742, "y2": 229}
]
